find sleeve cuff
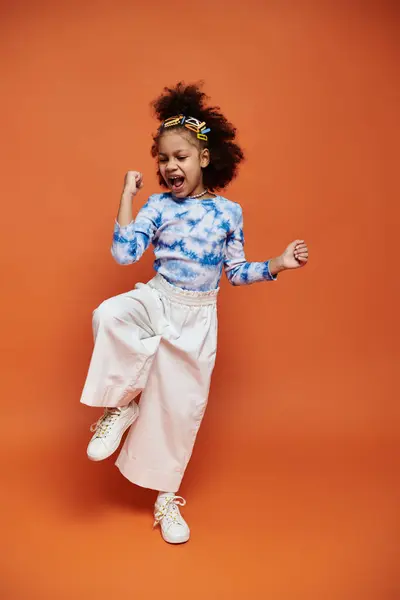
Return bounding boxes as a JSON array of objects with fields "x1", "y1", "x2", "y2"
[
  {"x1": 114, "y1": 218, "x2": 135, "y2": 230},
  {"x1": 114, "y1": 219, "x2": 136, "y2": 240},
  {"x1": 266, "y1": 260, "x2": 278, "y2": 281}
]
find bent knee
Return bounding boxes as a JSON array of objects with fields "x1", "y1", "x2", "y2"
[{"x1": 93, "y1": 297, "x2": 124, "y2": 327}]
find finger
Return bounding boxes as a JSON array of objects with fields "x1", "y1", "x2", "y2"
[
  {"x1": 295, "y1": 244, "x2": 308, "y2": 252},
  {"x1": 296, "y1": 256, "x2": 308, "y2": 262},
  {"x1": 295, "y1": 254, "x2": 308, "y2": 261},
  {"x1": 136, "y1": 174, "x2": 144, "y2": 189}
]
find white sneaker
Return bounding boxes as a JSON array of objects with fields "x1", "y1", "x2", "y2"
[
  {"x1": 87, "y1": 402, "x2": 139, "y2": 461},
  {"x1": 153, "y1": 494, "x2": 190, "y2": 544}
]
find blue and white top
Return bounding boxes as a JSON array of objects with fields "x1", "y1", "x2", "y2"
[{"x1": 111, "y1": 193, "x2": 276, "y2": 292}]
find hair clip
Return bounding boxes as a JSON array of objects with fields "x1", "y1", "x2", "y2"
[
  {"x1": 161, "y1": 115, "x2": 210, "y2": 141},
  {"x1": 162, "y1": 115, "x2": 185, "y2": 128}
]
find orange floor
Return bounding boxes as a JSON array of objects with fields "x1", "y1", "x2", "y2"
[
  {"x1": 1, "y1": 1, "x2": 398, "y2": 598},
  {"x1": 3, "y1": 420, "x2": 398, "y2": 599}
]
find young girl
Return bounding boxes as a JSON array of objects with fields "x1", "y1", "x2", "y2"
[{"x1": 80, "y1": 82, "x2": 309, "y2": 545}]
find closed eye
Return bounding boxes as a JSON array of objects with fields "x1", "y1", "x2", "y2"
[{"x1": 158, "y1": 156, "x2": 187, "y2": 163}]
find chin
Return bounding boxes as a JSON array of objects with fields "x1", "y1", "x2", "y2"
[
  {"x1": 172, "y1": 188, "x2": 186, "y2": 197},
  {"x1": 166, "y1": 184, "x2": 190, "y2": 198}
]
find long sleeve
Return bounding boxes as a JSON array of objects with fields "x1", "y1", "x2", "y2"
[
  {"x1": 224, "y1": 204, "x2": 277, "y2": 286},
  {"x1": 111, "y1": 195, "x2": 161, "y2": 265}
]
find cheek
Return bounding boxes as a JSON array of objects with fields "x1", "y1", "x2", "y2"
[{"x1": 186, "y1": 160, "x2": 200, "y2": 177}]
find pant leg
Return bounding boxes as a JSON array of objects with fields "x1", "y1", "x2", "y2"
[
  {"x1": 80, "y1": 283, "x2": 165, "y2": 408},
  {"x1": 115, "y1": 295, "x2": 218, "y2": 492}
]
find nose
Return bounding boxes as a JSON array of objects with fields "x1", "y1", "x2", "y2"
[{"x1": 164, "y1": 158, "x2": 179, "y2": 173}]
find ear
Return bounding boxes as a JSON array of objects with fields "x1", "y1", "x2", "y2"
[{"x1": 200, "y1": 148, "x2": 210, "y2": 168}]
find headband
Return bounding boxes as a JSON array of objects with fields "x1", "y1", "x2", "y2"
[{"x1": 161, "y1": 115, "x2": 211, "y2": 142}]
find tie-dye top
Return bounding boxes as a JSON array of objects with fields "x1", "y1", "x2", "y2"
[{"x1": 111, "y1": 193, "x2": 277, "y2": 292}]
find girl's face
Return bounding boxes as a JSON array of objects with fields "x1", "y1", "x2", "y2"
[{"x1": 157, "y1": 130, "x2": 210, "y2": 198}]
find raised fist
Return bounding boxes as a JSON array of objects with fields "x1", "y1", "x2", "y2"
[{"x1": 123, "y1": 171, "x2": 144, "y2": 196}]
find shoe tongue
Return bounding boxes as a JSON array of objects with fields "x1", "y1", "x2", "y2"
[{"x1": 158, "y1": 492, "x2": 174, "y2": 501}]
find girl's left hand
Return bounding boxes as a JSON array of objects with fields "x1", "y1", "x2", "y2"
[{"x1": 281, "y1": 240, "x2": 309, "y2": 270}]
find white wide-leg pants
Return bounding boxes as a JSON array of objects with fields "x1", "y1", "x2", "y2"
[{"x1": 80, "y1": 274, "x2": 218, "y2": 492}]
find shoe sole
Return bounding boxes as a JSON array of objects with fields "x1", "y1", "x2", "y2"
[{"x1": 87, "y1": 404, "x2": 139, "y2": 462}]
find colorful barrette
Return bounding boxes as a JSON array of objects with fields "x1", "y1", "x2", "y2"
[{"x1": 161, "y1": 115, "x2": 210, "y2": 141}]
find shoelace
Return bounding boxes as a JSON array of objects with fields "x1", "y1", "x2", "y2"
[
  {"x1": 153, "y1": 496, "x2": 186, "y2": 529},
  {"x1": 90, "y1": 407, "x2": 122, "y2": 439}
]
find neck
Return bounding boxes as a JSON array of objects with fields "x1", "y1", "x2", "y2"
[
  {"x1": 172, "y1": 188, "x2": 215, "y2": 201},
  {"x1": 188, "y1": 188, "x2": 208, "y2": 199}
]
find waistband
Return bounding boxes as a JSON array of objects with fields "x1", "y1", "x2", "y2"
[{"x1": 147, "y1": 274, "x2": 218, "y2": 307}]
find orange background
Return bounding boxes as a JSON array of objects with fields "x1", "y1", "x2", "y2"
[{"x1": 1, "y1": 1, "x2": 398, "y2": 598}]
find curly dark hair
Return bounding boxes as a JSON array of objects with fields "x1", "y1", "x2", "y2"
[{"x1": 150, "y1": 81, "x2": 244, "y2": 192}]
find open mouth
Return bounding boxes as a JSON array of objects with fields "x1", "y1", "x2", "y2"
[{"x1": 168, "y1": 176, "x2": 185, "y2": 193}]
